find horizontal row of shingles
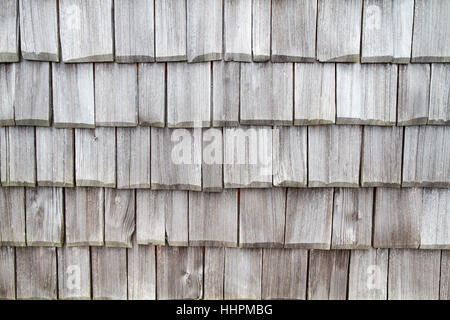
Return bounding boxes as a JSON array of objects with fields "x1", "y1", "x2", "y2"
[
  {"x1": 1, "y1": 125, "x2": 448, "y2": 189},
  {"x1": 0, "y1": 0, "x2": 449, "y2": 64},
  {"x1": 0, "y1": 186, "x2": 448, "y2": 249},
  {"x1": 1, "y1": 61, "x2": 449, "y2": 127},
  {"x1": 0, "y1": 245, "x2": 447, "y2": 300}
]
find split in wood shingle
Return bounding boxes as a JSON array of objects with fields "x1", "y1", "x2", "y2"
[
  {"x1": 0, "y1": 0, "x2": 19, "y2": 62},
  {"x1": 224, "y1": 0, "x2": 252, "y2": 62},
  {"x1": 251, "y1": 0, "x2": 270, "y2": 62},
  {"x1": 57, "y1": 246, "x2": 91, "y2": 300},
  {"x1": 0, "y1": 246, "x2": 15, "y2": 299},
  {"x1": 0, "y1": 63, "x2": 15, "y2": 126},
  {"x1": 104, "y1": 189, "x2": 135, "y2": 248},
  {"x1": 0, "y1": 187, "x2": 25, "y2": 246},
  {"x1": 204, "y1": 247, "x2": 224, "y2": 300},
  {"x1": 428, "y1": 64, "x2": 450, "y2": 125},
  {"x1": 212, "y1": 61, "x2": 240, "y2": 127},
  {"x1": 202, "y1": 128, "x2": 223, "y2": 192},
  {"x1": 138, "y1": 63, "x2": 165, "y2": 127},
  {"x1": 421, "y1": 188, "x2": 450, "y2": 249}
]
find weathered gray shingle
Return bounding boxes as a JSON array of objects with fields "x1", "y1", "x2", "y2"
[
  {"x1": 0, "y1": 187, "x2": 25, "y2": 246},
  {"x1": 202, "y1": 128, "x2": 223, "y2": 192},
  {"x1": 138, "y1": 63, "x2": 165, "y2": 127},
  {"x1": 421, "y1": 188, "x2": 450, "y2": 249},
  {"x1": 92, "y1": 247, "x2": 127, "y2": 300},
  {"x1": 127, "y1": 236, "x2": 156, "y2": 300},
  {"x1": 224, "y1": 0, "x2": 252, "y2": 62},
  {"x1": 428, "y1": 64, "x2": 450, "y2": 124},
  {"x1": 104, "y1": 189, "x2": 135, "y2": 248},
  {"x1": 204, "y1": 247, "x2": 224, "y2": 299},
  {"x1": 0, "y1": 246, "x2": 16, "y2": 299},
  {"x1": 441, "y1": 251, "x2": 450, "y2": 300},
  {"x1": 57, "y1": 246, "x2": 91, "y2": 300},
  {"x1": 0, "y1": 63, "x2": 15, "y2": 125},
  {"x1": 0, "y1": 0, "x2": 19, "y2": 62},
  {"x1": 212, "y1": 61, "x2": 240, "y2": 127},
  {"x1": 251, "y1": 0, "x2": 270, "y2": 62}
]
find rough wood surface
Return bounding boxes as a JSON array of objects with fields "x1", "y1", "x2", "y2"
[
  {"x1": 317, "y1": 0, "x2": 362, "y2": 62},
  {"x1": 65, "y1": 187, "x2": 104, "y2": 246},
  {"x1": 189, "y1": 190, "x2": 238, "y2": 247},
  {"x1": 204, "y1": 247, "x2": 224, "y2": 300},
  {"x1": 0, "y1": 187, "x2": 25, "y2": 246},
  {"x1": 294, "y1": 62, "x2": 335, "y2": 125},
  {"x1": 151, "y1": 128, "x2": 202, "y2": 191},
  {"x1": 59, "y1": 0, "x2": 113, "y2": 62},
  {"x1": 114, "y1": 0, "x2": 155, "y2": 63},
  {"x1": 0, "y1": 247, "x2": 15, "y2": 299},
  {"x1": 273, "y1": 126, "x2": 307, "y2": 187},
  {"x1": 104, "y1": 189, "x2": 135, "y2": 248},
  {"x1": 252, "y1": 0, "x2": 270, "y2": 62},
  {"x1": 428, "y1": 64, "x2": 450, "y2": 124},
  {"x1": 212, "y1": 61, "x2": 240, "y2": 127},
  {"x1": 187, "y1": 0, "x2": 222, "y2": 62},
  {"x1": 157, "y1": 246, "x2": 203, "y2": 299},
  {"x1": 116, "y1": 127, "x2": 151, "y2": 189},
  {"x1": 165, "y1": 191, "x2": 189, "y2": 247},
  {"x1": 26, "y1": 187, "x2": 63, "y2": 246},
  {"x1": 52, "y1": 62, "x2": 95, "y2": 128},
  {"x1": 224, "y1": 0, "x2": 252, "y2": 61},
  {"x1": 412, "y1": 0, "x2": 450, "y2": 62},
  {"x1": 308, "y1": 250, "x2": 350, "y2": 300},
  {"x1": 374, "y1": 188, "x2": 422, "y2": 248},
  {"x1": 167, "y1": 62, "x2": 211, "y2": 128},
  {"x1": 75, "y1": 128, "x2": 116, "y2": 187},
  {"x1": 16, "y1": 247, "x2": 57, "y2": 300},
  {"x1": 91, "y1": 247, "x2": 127, "y2": 300},
  {"x1": 19, "y1": 0, "x2": 59, "y2": 61},
  {"x1": 332, "y1": 188, "x2": 373, "y2": 249},
  {"x1": 57, "y1": 246, "x2": 91, "y2": 300},
  {"x1": 348, "y1": 249, "x2": 388, "y2": 300},
  {"x1": 14, "y1": 60, "x2": 51, "y2": 126},
  {"x1": 239, "y1": 189, "x2": 285, "y2": 248},
  {"x1": 138, "y1": 63, "x2": 165, "y2": 127},
  {"x1": 361, "y1": 126, "x2": 403, "y2": 187},
  {"x1": 155, "y1": 0, "x2": 187, "y2": 61},
  {"x1": 308, "y1": 125, "x2": 361, "y2": 187},
  {"x1": 388, "y1": 249, "x2": 441, "y2": 300},
  {"x1": 421, "y1": 189, "x2": 450, "y2": 249},
  {"x1": 202, "y1": 128, "x2": 223, "y2": 191},
  {"x1": 262, "y1": 248, "x2": 308, "y2": 300},
  {"x1": 224, "y1": 248, "x2": 262, "y2": 299},
  {"x1": 0, "y1": 63, "x2": 15, "y2": 125},
  {"x1": 127, "y1": 236, "x2": 156, "y2": 300},
  {"x1": 95, "y1": 63, "x2": 137, "y2": 126},
  {"x1": 0, "y1": 127, "x2": 36, "y2": 186},
  {"x1": 240, "y1": 63, "x2": 293, "y2": 125},
  {"x1": 403, "y1": 126, "x2": 450, "y2": 187},
  {"x1": 336, "y1": 63, "x2": 397, "y2": 125},
  {"x1": 0, "y1": 0, "x2": 19, "y2": 62},
  {"x1": 271, "y1": 0, "x2": 316, "y2": 62},
  {"x1": 441, "y1": 251, "x2": 450, "y2": 300}
]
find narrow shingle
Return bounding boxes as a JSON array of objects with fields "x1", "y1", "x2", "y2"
[
  {"x1": 0, "y1": 187, "x2": 25, "y2": 246},
  {"x1": 104, "y1": 189, "x2": 135, "y2": 248},
  {"x1": 428, "y1": 64, "x2": 450, "y2": 124},
  {"x1": 212, "y1": 61, "x2": 240, "y2": 127},
  {"x1": 224, "y1": 0, "x2": 252, "y2": 62},
  {"x1": 138, "y1": 63, "x2": 165, "y2": 127},
  {"x1": 0, "y1": 0, "x2": 19, "y2": 62},
  {"x1": 251, "y1": 0, "x2": 270, "y2": 62},
  {"x1": 0, "y1": 63, "x2": 15, "y2": 125}
]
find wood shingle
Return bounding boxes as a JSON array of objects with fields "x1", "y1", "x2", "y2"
[
  {"x1": 0, "y1": 0, "x2": 19, "y2": 62},
  {"x1": 204, "y1": 247, "x2": 224, "y2": 300},
  {"x1": 104, "y1": 189, "x2": 135, "y2": 248},
  {"x1": 212, "y1": 61, "x2": 240, "y2": 127},
  {"x1": 421, "y1": 188, "x2": 450, "y2": 249},
  {"x1": 202, "y1": 128, "x2": 223, "y2": 192},
  {"x1": 251, "y1": 0, "x2": 270, "y2": 62},
  {"x1": 0, "y1": 63, "x2": 15, "y2": 125},
  {"x1": 138, "y1": 63, "x2": 165, "y2": 127},
  {"x1": 428, "y1": 64, "x2": 450, "y2": 125},
  {"x1": 92, "y1": 247, "x2": 127, "y2": 300},
  {"x1": 0, "y1": 246, "x2": 15, "y2": 299},
  {"x1": 57, "y1": 246, "x2": 91, "y2": 300},
  {"x1": 127, "y1": 236, "x2": 156, "y2": 300},
  {"x1": 0, "y1": 187, "x2": 25, "y2": 246},
  {"x1": 224, "y1": 0, "x2": 252, "y2": 62}
]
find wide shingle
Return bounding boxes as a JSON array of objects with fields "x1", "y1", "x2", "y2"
[
  {"x1": 92, "y1": 247, "x2": 127, "y2": 300},
  {"x1": 57, "y1": 246, "x2": 91, "y2": 300}
]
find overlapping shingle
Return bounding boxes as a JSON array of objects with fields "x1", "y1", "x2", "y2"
[
  {"x1": 202, "y1": 128, "x2": 223, "y2": 192},
  {"x1": 224, "y1": 0, "x2": 252, "y2": 62},
  {"x1": 251, "y1": 0, "x2": 270, "y2": 62},
  {"x1": 104, "y1": 189, "x2": 135, "y2": 248},
  {"x1": 127, "y1": 237, "x2": 156, "y2": 300},
  {"x1": 0, "y1": 246, "x2": 15, "y2": 299},
  {"x1": 0, "y1": 63, "x2": 15, "y2": 125},
  {"x1": 57, "y1": 246, "x2": 91, "y2": 300},
  {"x1": 428, "y1": 64, "x2": 450, "y2": 125},
  {"x1": 0, "y1": 187, "x2": 25, "y2": 246},
  {"x1": 204, "y1": 247, "x2": 225, "y2": 300},
  {"x1": 0, "y1": 0, "x2": 19, "y2": 62},
  {"x1": 421, "y1": 188, "x2": 450, "y2": 249},
  {"x1": 212, "y1": 61, "x2": 240, "y2": 127},
  {"x1": 138, "y1": 63, "x2": 165, "y2": 127}
]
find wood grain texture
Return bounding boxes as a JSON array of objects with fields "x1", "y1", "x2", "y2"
[
  {"x1": 75, "y1": 128, "x2": 116, "y2": 187},
  {"x1": 317, "y1": 0, "x2": 362, "y2": 62},
  {"x1": 0, "y1": 0, "x2": 19, "y2": 62},
  {"x1": 262, "y1": 248, "x2": 308, "y2": 300},
  {"x1": 0, "y1": 127, "x2": 36, "y2": 186},
  {"x1": 104, "y1": 189, "x2": 135, "y2": 248},
  {"x1": 57, "y1": 246, "x2": 91, "y2": 300},
  {"x1": 308, "y1": 250, "x2": 350, "y2": 300},
  {"x1": 157, "y1": 246, "x2": 203, "y2": 300},
  {"x1": 398, "y1": 64, "x2": 430, "y2": 126},
  {"x1": 116, "y1": 127, "x2": 151, "y2": 189},
  {"x1": 361, "y1": 0, "x2": 414, "y2": 63},
  {"x1": 204, "y1": 247, "x2": 224, "y2": 300},
  {"x1": 224, "y1": 0, "x2": 252, "y2": 62},
  {"x1": 19, "y1": 0, "x2": 59, "y2": 61},
  {"x1": 332, "y1": 188, "x2": 373, "y2": 249},
  {"x1": 52, "y1": 62, "x2": 95, "y2": 128},
  {"x1": 271, "y1": 0, "x2": 317, "y2": 62},
  {"x1": 0, "y1": 247, "x2": 15, "y2": 299},
  {"x1": 59, "y1": 0, "x2": 113, "y2": 62},
  {"x1": 36, "y1": 127, "x2": 74, "y2": 187},
  {"x1": 65, "y1": 187, "x2": 104, "y2": 246},
  {"x1": 252, "y1": 0, "x2": 270, "y2": 62},
  {"x1": 361, "y1": 126, "x2": 403, "y2": 187},
  {"x1": 308, "y1": 125, "x2": 362, "y2": 187},
  {"x1": 223, "y1": 126, "x2": 272, "y2": 188},
  {"x1": 374, "y1": 188, "x2": 422, "y2": 248},
  {"x1": 189, "y1": 190, "x2": 238, "y2": 247},
  {"x1": 167, "y1": 62, "x2": 211, "y2": 128},
  {"x1": 348, "y1": 249, "x2": 388, "y2": 300},
  {"x1": 388, "y1": 249, "x2": 441, "y2": 300},
  {"x1": 25, "y1": 187, "x2": 63, "y2": 246},
  {"x1": 239, "y1": 188, "x2": 286, "y2": 248},
  {"x1": 428, "y1": 64, "x2": 450, "y2": 124},
  {"x1": 285, "y1": 189, "x2": 333, "y2": 249},
  {"x1": 14, "y1": 60, "x2": 51, "y2": 126},
  {"x1": 127, "y1": 236, "x2": 156, "y2": 300},
  {"x1": 187, "y1": 0, "x2": 222, "y2": 62},
  {"x1": 138, "y1": 63, "x2": 165, "y2": 127},
  {"x1": 294, "y1": 62, "x2": 335, "y2": 125},
  {"x1": 151, "y1": 128, "x2": 202, "y2": 191},
  {"x1": 0, "y1": 187, "x2": 25, "y2": 246},
  {"x1": 224, "y1": 248, "x2": 262, "y2": 299},
  {"x1": 441, "y1": 251, "x2": 450, "y2": 300},
  {"x1": 202, "y1": 128, "x2": 223, "y2": 191},
  {"x1": 0, "y1": 63, "x2": 15, "y2": 125},
  {"x1": 240, "y1": 63, "x2": 293, "y2": 125},
  {"x1": 91, "y1": 247, "x2": 127, "y2": 300},
  {"x1": 16, "y1": 247, "x2": 57, "y2": 300},
  {"x1": 412, "y1": 0, "x2": 450, "y2": 62},
  {"x1": 114, "y1": 0, "x2": 155, "y2": 63},
  {"x1": 336, "y1": 63, "x2": 397, "y2": 125},
  {"x1": 155, "y1": 0, "x2": 187, "y2": 61},
  {"x1": 421, "y1": 189, "x2": 450, "y2": 249},
  {"x1": 273, "y1": 126, "x2": 307, "y2": 187},
  {"x1": 403, "y1": 126, "x2": 450, "y2": 187},
  {"x1": 212, "y1": 61, "x2": 240, "y2": 127},
  {"x1": 165, "y1": 190, "x2": 189, "y2": 247}
]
